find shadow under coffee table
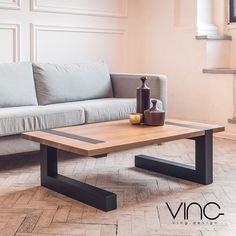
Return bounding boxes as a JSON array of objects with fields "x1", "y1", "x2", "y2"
[{"x1": 22, "y1": 119, "x2": 224, "y2": 212}]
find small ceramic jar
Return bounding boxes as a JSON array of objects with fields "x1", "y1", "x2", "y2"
[{"x1": 144, "y1": 100, "x2": 165, "y2": 126}]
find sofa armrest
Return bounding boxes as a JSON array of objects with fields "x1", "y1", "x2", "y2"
[{"x1": 110, "y1": 73, "x2": 168, "y2": 111}]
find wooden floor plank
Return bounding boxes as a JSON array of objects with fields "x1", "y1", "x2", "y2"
[{"x1": 0, "y1": 137, "x2": 235, "y2": 235}]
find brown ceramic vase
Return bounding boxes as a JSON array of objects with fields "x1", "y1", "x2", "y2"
[
  {"x1": 144, "y1": 100, "x2": 165, "y2": 126},
  {"x1": 136, "y1": 77, "x2": 150, "y2": 122}
]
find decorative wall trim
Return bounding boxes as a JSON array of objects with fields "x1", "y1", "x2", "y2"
[
  {"x1": 0, "y1": 0, "x2": 21, "y2": 10},
  {"x1": 31, "y1": 0, "x2": 128, "y2": 18},
  {"x1": 30, "y1": 24, "x2": 126, "y2": 62},
  {"x1": 0, "y1": 23, "x2": 20, "y2": 62}
]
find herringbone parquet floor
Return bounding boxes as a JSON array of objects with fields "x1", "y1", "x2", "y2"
[{"x1": 0, "y1": 138, "x2": 235, "y2": 236}]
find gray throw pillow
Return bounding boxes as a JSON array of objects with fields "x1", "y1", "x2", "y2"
[
  {"x1": 0, "y1": 62, "x2": 38, "y2": 108},
  {"x1": 33, "y1": 61, "x2": 113, "y2": 105}
]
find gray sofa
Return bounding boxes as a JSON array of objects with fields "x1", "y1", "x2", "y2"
[{"x1": 0, "y1": 61, "x2": 167, "y2": 156}]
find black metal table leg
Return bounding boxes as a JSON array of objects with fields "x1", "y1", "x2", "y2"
[
  {"x1": 195, "y1": 129, "x2": 213, "y2": 184},
  {"x1": 135, "y1": 130, "x2": 213, "y2": 185},
  {"x1": 40, "y1": 145, "x2": 117, "y2": 212}
]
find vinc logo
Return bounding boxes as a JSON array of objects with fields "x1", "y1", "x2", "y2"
[{"x1": 166, "y1": 202, "x2": 224, "y2": 221}]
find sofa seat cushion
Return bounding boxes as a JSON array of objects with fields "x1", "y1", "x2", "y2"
[
  {"x1": 33, "y1": 61, "x2": 113, "y2": 105},
  {"x1": 0, "y1": 62, "x2": 38, "y2": 108},
  {"x1": 0, "y1": 104, "x2": 85, "y2": 136},
  {"x1": 76, "y1": 98, "x2": 162, "y2": 124}
]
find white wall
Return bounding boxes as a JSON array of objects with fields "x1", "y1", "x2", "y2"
[
  {"x1": 127, "y1": 0, "x2": 234, "y2": 126},
  {"x1": 0, "y1": 0, "x2": 128, "y2": 71}
]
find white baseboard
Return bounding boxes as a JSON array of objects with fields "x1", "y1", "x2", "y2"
[
  {"x1": 214, "y1": 132, "x2": 236, "y2": 140},
  {"x1": 168, "y1": 116, "x2": 236, "y2": 141}
]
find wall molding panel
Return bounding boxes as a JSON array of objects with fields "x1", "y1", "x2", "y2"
[
  {"x1": 31, "y1": 0, "x2": 128, "y2": 18},
  {"x1": 0, "y1": 1, "x2": 128, "y2": 69},
  {"x1": 30, "y1": 24, "x2": 126, "y2": 62},
  {"x1": 0, "y1": 23, "x2": 20, "y2": 62},
  {"x1": 0, "y1": 0, "x2": 21, "y2": 10}
]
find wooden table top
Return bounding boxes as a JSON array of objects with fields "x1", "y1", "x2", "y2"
[{"x1": 22, "y1": 119, "x2": 225, "y2": 156}]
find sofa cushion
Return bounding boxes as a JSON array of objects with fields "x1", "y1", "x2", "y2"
[
  {"x1": 0, "y1": 62, "x2": 38, "y2": 108},
  {"x1": 76, "y1": 98, "x2": 162, "y2": 124},
  {"x1": 0, "y1": 135, "x2": 40, "y2": 156},
  {"x1": 0, "y1": 104, "x2": 85, "y2": 136},
  {"x1": 33, "y1": 61, "x2": 113, "y2": 105}
]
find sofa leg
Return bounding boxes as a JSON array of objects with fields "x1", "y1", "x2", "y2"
[{"x1": 91, "y1": 154, "x2": 107, "y2": 158}]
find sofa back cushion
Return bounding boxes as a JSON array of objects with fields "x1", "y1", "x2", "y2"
[
  {"x1": 33, "y1": 61, "x2": 113, "y2": 105},
  {"x1": 0, "y1": 62, "x2": 38, "y2": 108}
]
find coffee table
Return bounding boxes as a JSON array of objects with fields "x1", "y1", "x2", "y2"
[{"x1": 22, "y1": 119, "x2": 224, "y2": 212}]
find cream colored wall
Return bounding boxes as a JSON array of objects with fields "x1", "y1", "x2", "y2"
[
  {"x1": 227, "y1": 22, "x2": 236, "y2": 126},
  {"x1": 128, "y1": 0, "x2": 234, "y2": 126},
  {"x1": 0, "y1": 0, "x2": 234, "y2": 128},
  {"x1": 0, "y1": 0, "x2": 128, "y2": 71}
]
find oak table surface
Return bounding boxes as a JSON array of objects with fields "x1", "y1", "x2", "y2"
[{"x1": 22, "y1": 119, "x2": 225, "y2": 157}]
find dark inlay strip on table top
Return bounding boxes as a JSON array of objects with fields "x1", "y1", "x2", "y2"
[
  {"x1": 43, "y1": 129, "x2": 104, "y2": 144},
  {"x1": 165, "y1": 121, "x2": 212, "y2": 131}
]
